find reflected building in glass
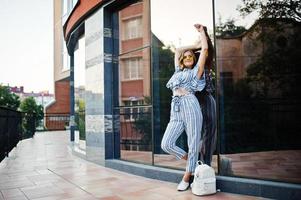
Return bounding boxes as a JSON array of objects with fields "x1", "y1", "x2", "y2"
[
  {"x1": 55, "y1": 0, "x2": 301, "y2": 198},
  {"x1": 117, "y1": 2, "x2": 152, "y2": 162}
]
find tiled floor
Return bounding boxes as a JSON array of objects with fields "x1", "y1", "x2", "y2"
[{"x1": 0, "y1": 131, "x2": 267, "y2": 200}]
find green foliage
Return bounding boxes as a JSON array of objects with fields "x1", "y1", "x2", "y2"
[
  {"x1": 221, "y1": 18, "x2": 301, "y2": 153},
  {"x1": 20, "y1": 97, "x2": 43, "y2": 120},
  {"x1": 19, "y1": 97, "x2": 44, "y2": 137},
  {"x1": 238, "y1": 0, "x2": 301, "y2": 21},
  {"x1": 132, "y1": 104, "x2": 152, "y2": 149},
  {"x1": 0, "y1": 85, "x2": 20, "y2": 110},
  {"x1": 247, "y1": 22, "x2": 301, "y2": 98},
  {"x1": 158, "y1": 46, "x2": 175, "y2": 133},
  {"x1": 216, "y1": 18, "x2": 247, "y2": 37},
  {"x1": 75, "y1": 99, "x2": 85, "y2": 140}
]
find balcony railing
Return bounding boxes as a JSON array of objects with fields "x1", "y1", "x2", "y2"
[
  {"x1": 0, "y1": 107, "x2": 36, "y2": 162},
  {"x1": 44, "y1": 113, "x2": 70, "y2": 131},
  {"x1": 114, "y1": 106, "x2": 152, "y2": 151}
]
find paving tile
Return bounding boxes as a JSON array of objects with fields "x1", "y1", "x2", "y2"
[
  {"x1": 3, "y1": 196, "x2": 28, "y2": 200},
  {"x1": 21, "y1": 184, "x2": 65, "y2": 199},
  {"x1": 62, "y1": 195, "x2": 100, "y2": 200},
  {"x1": 99, "y1": 196, "x2": 122, "y2": 200},
  {"x1": 0, "y1": 188, "x2": 24, "y2": 199},
  {"x1": 31, "y1": 193, "x2": 96, "y2": 200},
  {"x1": 0, "y1": 179, "x2": 35, "y2": 190},
  {"x1": 26, "y1": 173, "x2": 63, "y2": 184}
]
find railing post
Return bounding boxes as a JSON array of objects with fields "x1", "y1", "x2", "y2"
[{"x1": 5, "y1": 109, "x2": 9, "y2": 157}]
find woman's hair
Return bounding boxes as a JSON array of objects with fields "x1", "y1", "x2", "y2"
[
  {"x1": 178, "y1": 26, "x2": 214, "y2": 70},
  {"x1": 179, "y1": 50, "x2": 197, "y2": 69},
  {"x1": 202, "y1": 26, "x2": 214, "y2": 69}
]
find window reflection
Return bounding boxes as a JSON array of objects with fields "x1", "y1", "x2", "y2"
[
  {"x1": 151, "y1": 0, "x2": 217, "y2": 172},
  {"x1": 122, "y1": 58, "x2": 143, "y2": 80},
  {"x1": 62, "y1": 0, "x2": 78, "y2": 23},
  {"x1": 123, "y1": 18, "x2": 142, "y2": 40},
  {"x1": 119, "y1": 1, "x2": 150, "y2": 54},
  {"x1": 115, "y1": 0, "x2": 152, "y2": 164},
  {"x1": 62, "y1": 40, "x2": 70, "y2": 71},
  {"x1": 215, "y1": 0, "x2": 301, "y2": 183},
  {"x1": 117, "y1": 48, "x2": 152, "y2": 164},
  {"x1": 74, "y1": 36, "x2": 86, "y2": 151}
]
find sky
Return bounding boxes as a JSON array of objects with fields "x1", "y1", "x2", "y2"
[
  {"x1": 151, "y1": 0, "x2": 258, "y2": 47},
  {"x1": 0, "y1": 0, "x2": 54, "y2": 93}
]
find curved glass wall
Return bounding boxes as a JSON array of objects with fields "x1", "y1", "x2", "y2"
[{"x1": 215, "y1": 0, "x2": 301, "y2": 183}]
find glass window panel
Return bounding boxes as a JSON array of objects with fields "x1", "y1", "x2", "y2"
[
  {"x1": 72, "y1": 0, "x2": 78, "y2": 7},
  {"x1": 123, "y1": 18, "x2": 142, "y2": 40},
  {"x1": 122, "y1": 58, "x2": 143, "y2": 80},
  {"x1": 123, "y1": 60, "x2": 130, "y2": 79},
  {"x1": 63, "y1": 0, "x2": 68, "y2": 16},
  {"x1": 62, "y1": 41, "x2": 70, "y2": 71},
  {"x1": 215, "y1": 0, "x2": 301, "y2": 183},
  {"x1": 118, "y1": 48, "x2": 151, "y2": 105},
  {"x1": 74, "y1": 36, "x2": 86, "y2": 150},
  {"x1": 119, "y1": 1, "x2": 150, "y2": 54},
  {"x1": 138, "y1": 58, "x2": 143, "y2": 78},
  {"x1": 115, "y1": 43, "x2": 152, "y2": 164},
  {"x1": 131, "y1": 59, "x2": 138, "y2": 79},
  {"x1": 151, "y1": 0, "x2": 217, "y2": 172}
]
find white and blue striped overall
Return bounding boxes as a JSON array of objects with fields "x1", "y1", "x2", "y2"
[{"x1": 161, "y1": 63, "x2": 205, "y2": 173}]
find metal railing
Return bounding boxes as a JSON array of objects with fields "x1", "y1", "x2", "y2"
[
  {"x1": 114, "y1": 106, "x2": 152, "y2": 151},
  {"x1": 44, "y1": 113, "x2": 70, "y2": 131},
  {"x1": 0, "y1": 107, "x2": 36, "y2": 162}
]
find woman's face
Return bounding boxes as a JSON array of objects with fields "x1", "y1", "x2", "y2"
[{"x1": 183, "y1": 51, "x2": 194, "y2": 69}]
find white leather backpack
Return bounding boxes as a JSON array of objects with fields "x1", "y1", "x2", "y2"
[{"x1": 191, "y1": 161, "x2": 216, "y2": 196}]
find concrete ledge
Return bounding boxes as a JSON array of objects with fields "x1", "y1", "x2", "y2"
[
  {"x1": 217, "y1": 176, "x2": 301, "y2": 200},
  {"x1": 105, "y1": 159, "x2": 301, "y2": 200},
  {"x1": 105, "y1": 159, "x2": 183, "y2": 183}
]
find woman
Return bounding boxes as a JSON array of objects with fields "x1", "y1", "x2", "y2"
[{"x1": 161, "y1": 24, "x2": 208, "y2": 191}]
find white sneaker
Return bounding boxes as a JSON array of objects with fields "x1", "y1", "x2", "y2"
[{"x1": 177, "y1": 180, "x2": 190, "y2": 191}]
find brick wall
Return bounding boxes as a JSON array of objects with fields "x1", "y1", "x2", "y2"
[
  {"x1": 46, "y1": 80, "x2": 70, "y2": 114},
  {"x1": 45, "y1": 80, "x2": 70, "y2": 130}
]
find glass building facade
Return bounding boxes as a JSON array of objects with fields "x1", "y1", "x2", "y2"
[{"x1": 65, "y1": 0, "x2": 301, "y2": 190}]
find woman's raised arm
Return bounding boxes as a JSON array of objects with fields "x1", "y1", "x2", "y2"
[{"x1": 194, "y1": 24, "x2": 208, "y2": 79}]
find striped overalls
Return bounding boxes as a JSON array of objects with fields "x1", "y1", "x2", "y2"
[{"x1": 161, "y1": 64, "x2": 205, "y2": 173}]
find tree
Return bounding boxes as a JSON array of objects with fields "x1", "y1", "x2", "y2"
[
  {"x1": 220, "y1": 1, "x2": 301, "y2": 153},
  {"x1": 236, "y1": 0, "x2": 301, "y2": 99},
  {"x1": 216, "y1": 18, "x2": 247, "y2": 37},
  {"x1": 20, "y1": 97, "x2": 44, "y2": 136},
  {"x1": 20, "y1": 97, "x2": 43, "y2": 118},
  {"x1": 238, "y1": 0, "x2": 301, "y2": 21},
  {"x1": 0, "y1": 85, "x2": 20, "y2": 110},
  {"x1": 75, "y1": 99, "x2": 85, "y2": 140}
]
